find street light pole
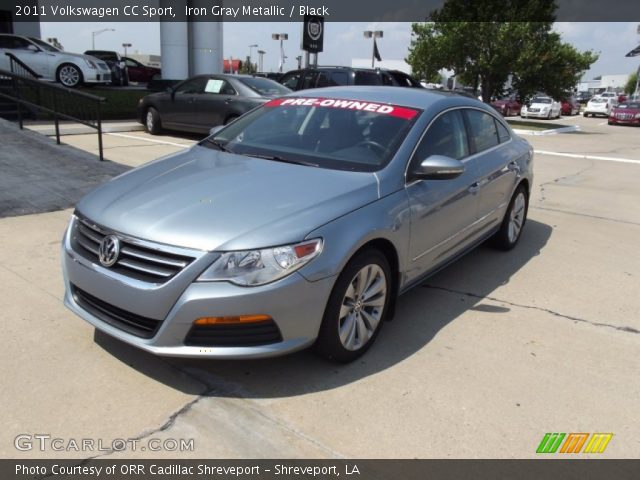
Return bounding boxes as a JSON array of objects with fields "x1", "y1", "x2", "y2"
[
  {"x1": 91, "y1": 28, "x2": 115, "y2": 50},
  {"x1": 257, "y1": 50, "x2": 266, "y2": 72},
  {"x1": 248, "y1": 44, "x2": 258, "y2": 70},
  {"x1": 272, "y1": 33, "x2": 288, "y2": 73},
  {"x1": 363, "y1": 30, "x2": 383, "y2": 68}
]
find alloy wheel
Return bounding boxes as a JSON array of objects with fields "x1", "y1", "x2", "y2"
[
  {"x1": 508, "y1": 192, "x2": 526, "y2": 243},
  {"x1": 146, "y1": 111, "x2": 154, "y2": 131},
  {"x1": 338, "y1": 264, "x2": 387, "y2": 351},
  {"x1": 59, "y1": 66, "x2": 80, "y2": 87}
]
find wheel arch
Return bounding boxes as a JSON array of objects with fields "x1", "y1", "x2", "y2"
[{"x1": 56, "y1": 62, "x2": 84, "y2": 85}]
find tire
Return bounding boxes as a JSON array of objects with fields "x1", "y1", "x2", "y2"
[
  {"x1": 315, "y1": 249, "x2": 392, "y2": 363},
  {"x1": 56, "y1": 63, "x2": 83, "y2": 88},
  {"x1": 491, "y1": 184, "x2": 529, "y2": 251},
  {"x1": 145, "y1": 107, "x2": 162, "y2": 135}
]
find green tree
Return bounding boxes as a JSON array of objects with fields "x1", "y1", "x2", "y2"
[
  {"x1": 239, "y1": 57, "x2": 257, "y2": 75},
  {"x1": 406, "y1": 0, "x2": 597, "y2": 102},
  {"x1": 624, "y1": 71, "x2": 638, "y2": 95}
]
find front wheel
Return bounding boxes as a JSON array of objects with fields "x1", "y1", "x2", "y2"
[
  {"x1": 145, "y1": 107, "x2": 162, "y2": 135},
  {"x1": 492, "y1": 185, "x2": 528, "y2": 251},
  {"x1": 315, "y1": 250, "x2": 391, "y2": 363},
  {"x1": 57, "y1": 64, "x2": 83, "y2": 88}
]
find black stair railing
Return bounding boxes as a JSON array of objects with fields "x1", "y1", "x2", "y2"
[{"x1": 0, "y1": 53, "x2": 106, "y2": 161}]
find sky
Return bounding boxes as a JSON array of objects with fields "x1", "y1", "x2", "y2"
[{"x1": 41, "y1": 21, "x2": 640, "y2": 81}]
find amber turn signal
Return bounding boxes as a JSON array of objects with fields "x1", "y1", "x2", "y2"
[{"x1": 194, "y1": 315, "x2": 272, "y2": 325}]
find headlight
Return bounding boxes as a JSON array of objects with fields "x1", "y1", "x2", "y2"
[
  {"x1": 84, "y1": 59, "x2": 97, "y2": 69},
  {"x1": 197, "y1": 239, "x2": 323, "y2": 286},
  {"x1": 635, "y1": 113, "x2": 640, "y2": 119}
]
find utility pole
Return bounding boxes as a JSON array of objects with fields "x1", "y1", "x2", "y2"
[
  {"x1": 272, "y1": 33, "x2": 288, "y2": 73},
  {"x1": 363, "y1": 30, "x2": 383, "y2": 68},
  {"x1": 257, "y1": 50, "x2": 265, "y2": 72},
  {"x1": 91, "y1": 28, "x2": 115, "y2": 50}
]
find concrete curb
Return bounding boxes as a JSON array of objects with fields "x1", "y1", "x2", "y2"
[{"x1": 511, "y1": 125, "x2": 581, "y2": 136}]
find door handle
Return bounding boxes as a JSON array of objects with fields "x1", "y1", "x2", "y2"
[
  {"x1": 468, "y1": 182, "x2": 481, "y2": 194},
  {"x1": 224, "y1": 98, "x2": 234, "y2": 104}
]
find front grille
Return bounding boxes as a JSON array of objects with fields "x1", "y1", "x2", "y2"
[
  {"x1": 185, "y1": 321, "x2": 283, "y2": 347},
  {"x1": 71, "y1": 284, "x2": 162, "y2": 338},
  {"x1": 528, "y1": 108, "x2": 540, "y2": 112},
  {"x1": 616, "y1": 113, "x2": 633, "y2": 119},
  {"x1": 72, "y1": 217, "x2": 195, "y2": 284}
]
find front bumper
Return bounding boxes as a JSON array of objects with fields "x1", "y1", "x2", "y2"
[
  {"x1": 84, "y1": 70, "x2": 112, "y2": 84},
  {"x1": 62, "y1": 221, "x2": 336, "y2": 358},
  {"x1": 608, "y1": 115, "x2": 640, "y2": 125},
  {"x1": 520, "y1": 109, "x2": 551, "y2": 118},
  {"x1": 585, "y1": 107, "x2": 609, "y2": 116}
]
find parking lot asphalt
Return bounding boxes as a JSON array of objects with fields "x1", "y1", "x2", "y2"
[{"x1": 1, "y1": 114, "x2": 639, "y2": 459}]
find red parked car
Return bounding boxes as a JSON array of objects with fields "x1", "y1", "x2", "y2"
[
  {"x1": 561, "y1": 97, "x2": 580, "y2": 116},
  {"x1": 123, "y1": 57, "x2": 161, "y2": 83},
  {"x1": 490, "y1": 96, "x2": 522, "y2": 116},
  {"x1": 608, "y1": 101, "x2": 640, "y2": 126}
]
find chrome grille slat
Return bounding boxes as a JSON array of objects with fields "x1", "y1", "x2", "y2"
[
  {"x1": 72, "y1": 216, "x2": 196, "y2": 283},
  {"x1": 78, "y1": 224, "x2": 103, "y2": 244},
  {"x1": 76, "y1": 236, "x2": 99, "y2": 255},
  {"x1": 120, "y1": 246, "x2": 188, "y2": 268},
  {"x1": 117, "y1": 258, "x2": 174, "y2": 278}
]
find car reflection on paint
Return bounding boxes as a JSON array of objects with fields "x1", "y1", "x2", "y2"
[{"x1": 63, "y1": 87, "x2": 534, "y2": 362}]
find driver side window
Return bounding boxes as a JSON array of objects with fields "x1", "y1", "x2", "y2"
[
  {"x1": 412, "y1": 110, "x2": 469, "y2": 167},
  {"x1": 175, "y1": 78, "x2": 206, "y2": 95}
]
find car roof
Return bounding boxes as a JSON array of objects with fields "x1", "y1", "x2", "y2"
[{"x1": 290, "y1": 86, "x2": 487, "y2": 111}]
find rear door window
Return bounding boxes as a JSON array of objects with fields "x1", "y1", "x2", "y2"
[
  {"x1": 280, "y1": 71, "x2": 301, "y2": 90},
  {"x1": 354, "y1": 71, "x2": 382, "y2": 86},
  {"x1": 330, "y1": 71, "x2": 349, "y2": 86}
]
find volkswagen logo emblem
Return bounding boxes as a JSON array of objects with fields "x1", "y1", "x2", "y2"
[{"x1": 98, "y1": 235, "x2": 120, "y2": 267}]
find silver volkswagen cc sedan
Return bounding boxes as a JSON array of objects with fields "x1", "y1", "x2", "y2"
[{"x1": 62, "y1": 87, "x2": 533, "y2": 362}]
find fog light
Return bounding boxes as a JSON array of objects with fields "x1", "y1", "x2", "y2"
[{"x1": 194, "y1": 315, "x2": 272, "y2": 325}]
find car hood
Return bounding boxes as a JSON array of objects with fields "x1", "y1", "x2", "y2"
[
  {"x1": 612, "y1": 107, "x2": 640, "y2": 114},
  {"x1": 526, "y1": 102, "x2": 552, "y2": 108},
  {"x1": 76, "y1": 146, "x2": 379, "y2": 252},
  {"x1": 64, "y1": 52, "x2": 108, "y2": 65}
]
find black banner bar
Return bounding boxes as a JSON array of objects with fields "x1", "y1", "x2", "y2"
[
  {"x1": 3, "y1": 459, "x2": 640, "y2": 480},
  {"x1": 2, "y1": 0, "x2": 640, "y2": 22}
]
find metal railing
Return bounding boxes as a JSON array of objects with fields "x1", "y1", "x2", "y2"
[{"x1": 0, "y1": 53, "x2": 106, "y2": 161}]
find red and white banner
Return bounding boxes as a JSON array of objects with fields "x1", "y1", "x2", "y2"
[{"x1": 265, "y1": 97, "x2": 420, "y2": 120}]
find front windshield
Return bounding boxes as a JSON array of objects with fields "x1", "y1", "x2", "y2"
[
  {"x1": 531, "y1": 97, "x2": 551, "y2": 104},
  {"x1": 618, "y1": 102, "x2": 639, "y2": 109},
  {"x1": 239, "y1": 77, "x2": 291, "y2": 96},
  {"x1": 201, "y1": 97, "x2": 420, "y2": 172},
  {"x1": 28, "y1": 37, "x2": 59, "y2": 52}
]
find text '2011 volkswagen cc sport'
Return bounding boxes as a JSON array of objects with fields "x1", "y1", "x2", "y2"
[{"x1": 62, "y1": 87, "x2": 533, "y2": 362}]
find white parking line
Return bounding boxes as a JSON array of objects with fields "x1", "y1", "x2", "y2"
[
  {"x1": 535, "y1": 150, "x2": 640, "y2": 165},
  {"x1": 106, "y1": 132, "x2": 193, "y2": 148}
]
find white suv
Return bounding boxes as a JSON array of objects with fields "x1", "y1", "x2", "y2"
[{"x1": 0, "y1": 34, "x2": 111, "y2": 87}]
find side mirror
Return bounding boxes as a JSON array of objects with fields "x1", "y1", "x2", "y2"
[
  {"x1": 410, "y1": 155, "x2": 465, "y2": 181},
  {"x1": 209, "y1": 125, "x2": 224, "y2": 136}
]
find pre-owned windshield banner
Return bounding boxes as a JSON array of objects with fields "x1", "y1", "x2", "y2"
[{"x1": 265, "y1": 97, "x2": 420, "y2": 120}]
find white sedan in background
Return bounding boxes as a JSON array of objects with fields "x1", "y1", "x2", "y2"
[
  {"x1": 583, "y1": 96, "x2": 614, "y2": 117},
  {"x1": 520, "y1": 96, "x2": 562, "y2": 119},
  {"x1": 0, "y1": 34, "x2": 111, "y2": 88}
]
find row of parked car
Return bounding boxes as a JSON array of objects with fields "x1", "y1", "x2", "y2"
[{"x1": 0, "y1": 33, "x2": 160, "y2": 87}]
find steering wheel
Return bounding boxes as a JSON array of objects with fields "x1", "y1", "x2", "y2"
[{"x1": 356, "y1": 140, "x2": 387, "y2": 155}]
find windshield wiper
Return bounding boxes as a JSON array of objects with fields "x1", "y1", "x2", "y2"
[
  {"x1": 240, "y1": 153, "x2": 319, "y2": 168},
  {"x1": 203, "y1": 138, "x2": 232, "y2": 152}
]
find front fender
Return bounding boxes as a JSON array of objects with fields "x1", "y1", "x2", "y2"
[{"x1": 298, "y1": 190, "x2": 411, "y2": 284}]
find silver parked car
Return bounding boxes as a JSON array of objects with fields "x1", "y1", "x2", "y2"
[
  {"x1": 0, "y1": 34, "x2": 111, "y2": 87},
  {"x1": 62, "y1": 87, "x2": 533, "y2": 362}
]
